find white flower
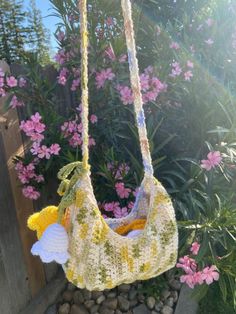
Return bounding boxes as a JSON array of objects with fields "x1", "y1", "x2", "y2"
[{"x1": 31, "y1": 223, "x2": 70, "y2": 264}]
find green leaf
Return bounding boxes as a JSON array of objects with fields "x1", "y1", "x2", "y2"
[
  {"x1": 191, "y1": 284, "x2": 209, "y2": 302},
  {"x1": 219, "y1": 275, "x2": 227, "y2": 302}
]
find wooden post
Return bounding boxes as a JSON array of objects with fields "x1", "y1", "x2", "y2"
[{"x1": 0, "y1": 61, "x2": 46, "y2": 303}]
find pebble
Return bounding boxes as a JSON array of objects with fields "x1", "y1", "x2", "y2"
[
  {"x1": 45, "y1": 304, "x2": 57, "y2": 314},
  {"x1": 62, "y1": 290, "x2": 73, "y2": 302},
  {"x1": 73, "y1": 290, "x2": 85, "y2": 304},
  {"x1": 169, "y1": 279, "x2": 181, "y2": 291},
  {"x1": 107, "y1": 291, "x2": 117, "y2": 298},
  {"x1": 119, "y1": 292, "x2": 129, "y2": 299},
  {"x1": 115, "y1": 310, "x2": 123, "y2": 314},
  {"x1": 118, "y1": 284, "x2": 131, "y2": 293},
  {"x1": 90, "y1": 304, "x2": 100, "y2": 314},
  {"x1": 151, "y1": 312, "x2": 159, "y2": 314},
  {"x1": 155, "y1": 301, "x2": 164, "y2": 312},
  {"x1": 70, "y1": 304, "x2": 89, "y2": 314},
  {"x1": 118, "y1": 295, "x2": 130, "y2": 311},
  {"x1": 161, "y1": 305, "x2": 173, "y2": 314},
  {"x1": 161, "y1": 289, "x2": 171, "y2": 300},
  {"x1": 147, "y1": 296, "x2": 156, "y2": 309},
  {"x1": 133, "y1": 304, "x2": 151, "y2": 314},
  {"x1": 98, "y1": 306, "x2": 114, "y2": 314},
  {"x1": 96, "y1": 295, "x2": 106, "y2": 304},
  {"x1": 165, "y1": 297, "x2": 174, "y2": 308},
  {"x1": 130, "y1": 299, "x2": 138, "y2": 308},
  {"x1": 92, "y1": 291, "x2": 103, "y2": 300},
  {"x1": 83, "y1": 289, "x2": 92, "y2": 300},
  {"x1": 129, "y1": 289, "x2": 137, "y2": 300},
  {"x1": 170, "y1": 291, "x2": 178, "y2": 303},
  {"x1": 138, "y1": 293, "x2": 145, "y2": 303},
  {"x1": 67, "y1": 283, "x2": 77, "y2": 291},
  {"x1": 84, "y1": 300, "x2": 95, "y2": 309},
  {"x1": 102, "y1": 297, "x2": 118, "y2": 310},
  {"x1": 58, "y1": 303, "x2": 70, "y2": 314}
]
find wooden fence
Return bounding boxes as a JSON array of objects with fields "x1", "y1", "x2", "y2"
[{"x1": 0, "y1": 61, "x2": 69, "y2": 314}]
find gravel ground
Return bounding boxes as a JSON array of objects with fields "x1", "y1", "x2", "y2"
[{"x1": 46, "y1": 277, "x2": 181, "y2": 314}]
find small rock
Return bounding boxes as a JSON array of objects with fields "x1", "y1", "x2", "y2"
[
  {"x1": 147, "y1": 296, "x2": 156, "y2": 310},
  {"x1": 90, "y1": 304, "x2": 100, "y2": 314},
  {"x1": 102, "y1": 298, "x2": 118, "y2": 310},
  {"x1": 155, "y1": 301, "x2": 163, "y2": 312},
  {"x1": 107, "y1": 291, "x2": 117, "y2": 298},
  {"x1": 130, "y1": 299, "x2": 138, "y2": 308},
  {"x1": 58, "y1": 303, "x2": 70, "y2": 314},
  {"x1": 165, "y1": 297, "x2": 174, "y2": 308},
  {"x1": 151, "y1": 311, "x2": 158, "y2": 314},
  {"x1": 92, "y1": 291, "x2": 103, "y2": 299},
  {"x1": 70, "y1": 304, "x2": 89, "y2": 314},
  {"x1": 67, "y1": 283, "x2": 77, "y2": 291},
  {"x1": 138, "y1": 293, "x2": 145, "y2": 303},
  {"x1": 96, "y1": 295, "x2": 106, "y2": 304},
  {"x1": 103, "y1": 289, "x2": 110, "y2": 296},
  {"x1": 73, "y1": 290, "x2": 85, "y2": 304},
  {"x1": 129, "y1": 289, "x2": 137, "y2": 300},
  {"x1": 98, "y1": 306, "x2": 114, "y2": 314},
  {"x1": 63, "y1": 290, "x2": 74, "y2": 302},
  {"x1": 83, "y1": 289, "x2": 92, "y2": 300},
  {"x1": 170, "y1": 291, "x2": 178, "y2": 303},
  {"x1": 161, "y1": 305, "x2": 173, "y2": 314},
  {"x1": 119, "y1": 292, "x2": 129, "y2": 299},
  {"x1": 84, "y1": 300, "x2": 95, "y2": 309},
  {"x1": 115, "y1": 310, "x2": 122, "y2": 314},
  {"x1": 45, "y1": 304, "x2": 57, "y2": 314},
  {"x1": 118, "y1": 284, "x2": 131, "y2": 293},
  {"x1": 161, "y1": 289, "x2": 171, "y2": 300},
  {"x1": 133, "y1": 304, "x2": 151, "y2": 314},
  {"x1": 118, "y1": 296, "x2": 130, "y2": 311},
  {"x1": 169, "y1": 279, "x2": 181, "y2": 291}
]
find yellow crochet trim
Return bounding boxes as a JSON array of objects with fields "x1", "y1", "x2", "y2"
[
  {"x1": 27, "y1": 206, "x2": 68, "y2": 239},
  {"x1": 115, "y1": 219, "x2": 146, "y2": 236}
]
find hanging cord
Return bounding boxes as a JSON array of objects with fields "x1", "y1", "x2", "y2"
[
  {"x1": 121, "y1": 0, "x2": 154, "y2": 176},
  {"x1": 78, "y1": 0, "x2": 89, "y2": 169}
]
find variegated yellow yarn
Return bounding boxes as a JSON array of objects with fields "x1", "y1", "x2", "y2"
[
  {"x1": 28, "y1": 206, "x2": 68, "y2": 239},
  {"x1": 115, "y1": 219, "x2": 146, "y2": 236}
]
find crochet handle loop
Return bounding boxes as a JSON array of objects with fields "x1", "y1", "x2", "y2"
[{"x1": 78, "y1": 0, "x2": 153, "y2": 175}]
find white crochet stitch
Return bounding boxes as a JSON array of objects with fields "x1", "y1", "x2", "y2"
[{"x1": 31, "y1": 223, "x2": 70, "y2": 264}]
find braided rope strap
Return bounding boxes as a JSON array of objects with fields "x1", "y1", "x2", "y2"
[{"x1": 121, "y1": 0, "x2": 154, "y2": 176}]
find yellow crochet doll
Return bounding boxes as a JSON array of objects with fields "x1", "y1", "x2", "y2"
[{"x1": 28, "y1": 206, "x2": 70, "y2": 239}]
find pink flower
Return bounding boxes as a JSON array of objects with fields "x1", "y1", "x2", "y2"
[
  {"x1": 57, "y1": 30, "x2": 65, "y2": 42},
  {"x1": 35, "y1": 175, "x2": 44, "y2": 183},
  {"x1": 202, "y1": 266, "x2": 219, "y2": 285},
  {"x1": 104, "y1": 202, "x2": 120, "y2": 212},
  {"x1": 10, "y1": 95, "x2": 24, "y2": 108},
  {"x1": 193, "y1": 271, "x2": 205, "y2": 285},
  {"x1": 22, "y1": 186, "x2": 40, "y2": 200},
  {"x1": 89, "y1": 137, "x2": 96, "y2": 146},
  {"x1": 71, "y1": 78, "x2": 80, "y2": 91},
  {"x1": 54, "y1": 49, "x2": 67, "y2": 64},
  {"x1": 184, "y1": 71, "x2": 193, "y2": 81},
  {"x1": 119, "y1": 54, "x2": 127, "y2": 63},
  {"x1": 187, "y1": 60, "x2": 194, "y2": 68},
  {"x1": 30, "y1": 142, "x2": 41, "y2": 156},
  {"x1": 115, "y1": 182, "x2": 131, "y2": 199},
  {"x1": 205, "y1": 38, "x2": 214, "y2": 45},
  {"x1": 0, "y1": 88, "x2": 6, "y2": 96},
  {"x1": 37, "y1": 145, "x2": 51, "y2": 159},
  {"x1": 104, "y1": 46, "x2": 116, "y2": 61},
  {"x1": 0, "y1": 77, "x2": 4, "y2": 87},
  {"x1": 201, "y1": 151, "x2": 222, "y2": 171},
  {"x1": 20, "y1": 113, "x2": 45, "y2": 143},
  {"x1": 95, "y1": 68, "x2": 115, "y2": 89},
  {"x1": 190, "y1": 242, "x2": 200, "y2": 255},
  {"x1": 176, "y1": 255, "x2": 197, "y2": 274},
  {"x1": 6, "y1": 76, "x2": 17, "y2": 87},
  {"x1": 170, "y1": 62, "x2": 182, "y2": 77},
  {"x1": 19, "y1": 77, "x2": 27, "y2": 87},
  {"x1": 114, "y1": 206, "x2": 128, "y2": 218},
  {"x1": 0, "y1": 68, "x2": 5, "y2": 77},
  {"x1": 117, "y1": 85, "x2": 133, "y2": 105},
  {"x1": 180, "y1": 274, "x2": 195, "y2": 289},
  {"x1": 90, "y1": 114, "x2": 98, "y2": 124},
  {"x1": 206, "y1": 18, "x2": 214, "y2": 27},
  {"x1": 50, "y1": 143, "x2": 61, "y2": 155},
  {"x1": 106, "y1": 17, "x2": 114, "y2": 27},
  {"x1": 170, "y1": 42, "x2": 180, "y2": 50}
]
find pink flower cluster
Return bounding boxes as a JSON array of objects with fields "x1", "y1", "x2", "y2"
[
  {"x1": 0, "y1": 69, "x2": 26, "y2": 100},
  {"x1": 10, "y1": 95, "x2": 25, "y2": 108},
  {"x1": 176, "y1": 242, "x2": 219, "y2": 289},
  {"x1": 103, "y1": 201, "x2": 129, "y2": 219},
  {"x1": 95, "y1": 68, "x2": 115, "y2": 89},
  {"x1": 115, "y1": 182, "x2": 131, "y2": 199},
  {"x1": 170, "y1": 60, "x2": 194, "y2": 81},
  {"x1": 107, "y1": 162, "x2": 130, "y2": 180},
  {"x1": 104, "y1": 45, "x2": 127, "y2": 64},
  {"x1": 117, "y1": 66, "x2": 167, "y2": 105},
  {"x1": 201, "y1": 151, "x2": 222, "y2": 171},
  {"x1": 15, "y1": 160, "x2": 44, "y2": 200},
  {"x1": 61, "y1": 115, "x2": 97, "y2": 148}
]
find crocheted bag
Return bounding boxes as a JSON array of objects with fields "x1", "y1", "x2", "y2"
[{"x1": 29, "y1": 0, "x2": 178, "y2": 291}]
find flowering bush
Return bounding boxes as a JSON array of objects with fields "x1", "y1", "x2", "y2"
[{"x1": 1, "y1": 0, "x2": 236, "y2": 310}]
